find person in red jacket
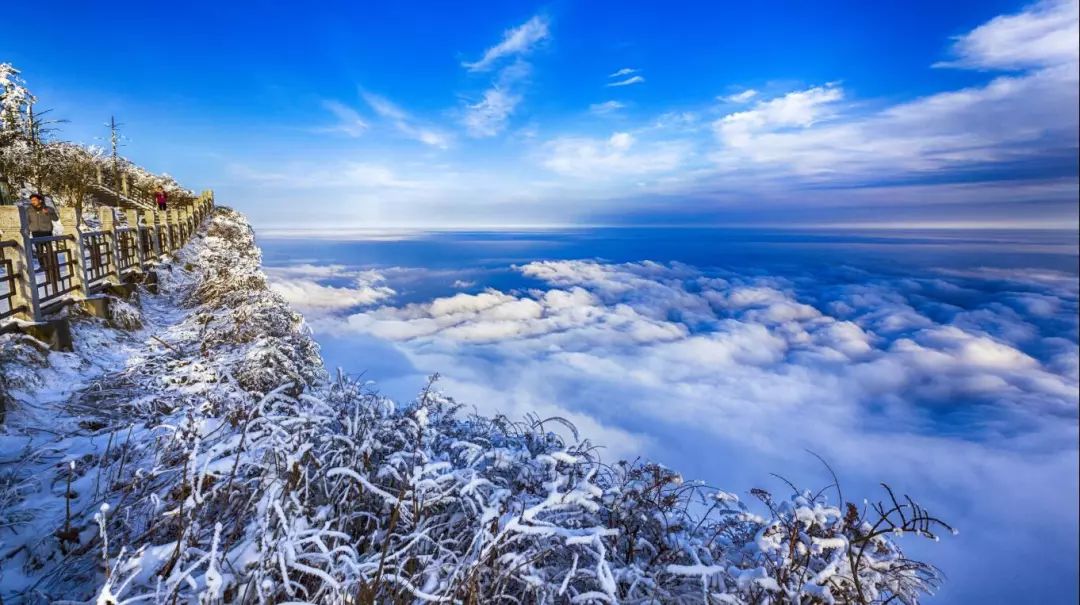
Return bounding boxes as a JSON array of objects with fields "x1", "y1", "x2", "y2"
[{"x1": 154, "y1": 185, "x2": 168, "y2": 210}]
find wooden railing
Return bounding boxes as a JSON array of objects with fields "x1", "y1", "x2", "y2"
[{"x1": 0, "y1": 191, "x2": 215, "y2": 323}]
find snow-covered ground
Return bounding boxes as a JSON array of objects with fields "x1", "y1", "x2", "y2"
[
  {"x1": 0, "y1": 208, "x2": 321, "y2": 602},
  {"x1": 0, "y1": 208, "x2": 952, "y2": 604}
]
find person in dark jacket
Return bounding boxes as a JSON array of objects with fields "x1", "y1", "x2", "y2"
[
  {"x1": 26, "y1": 193, "x2": 58, "y2": 238},
  {"x1": 154, "y1": 185, "x2": 168, "y2": 210},
  {"x1": 22, "y1": 193, "x2": 60, "y2": 276}
]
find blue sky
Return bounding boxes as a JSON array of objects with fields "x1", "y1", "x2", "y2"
[{"x1": 6, "y1": 0, "x2": 1078, "y2": 229}]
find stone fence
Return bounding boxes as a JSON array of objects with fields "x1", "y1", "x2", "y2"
[{"x1": 0, "y1": 191, "x2": 215, "y2": 333}]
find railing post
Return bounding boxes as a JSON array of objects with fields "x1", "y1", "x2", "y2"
[
  {"x1": 127, "y1": 209, "x2": 145, "y2": 269},
  {"x1": 58, "y1": 208, "x2": 89, "y2": 299},
  {"x1": 154, "y1": 208, "x2": 168, "y2": 253},
  {"x1": 184, "y1": 206, "x2": 194, "y2": 240},
  {"x1": 160, "y1": 209, "x2": 171, "y2": 253},
  {"x1": 0, "y1": 206, "x2": 41, "y2": 321},
  {"x1": 144, "y1": 209, "x2": 161, "y2": 258},
  {"x1": 98, "y1": 207, "x2": 122, "y2": 283},
  {"x1": 175, "y1": 207, "x2": 185, "y2": 243},
  {"x1": 167, "y1": 209, "x2": 180, "y2": 250},
  {"x1": 146, "y1": 209, "x2": 160, "y2": 256}
]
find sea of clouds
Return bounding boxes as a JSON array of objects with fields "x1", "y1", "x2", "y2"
[{"x1": 267, "y1": 256, "x2": 1078, "y2": 604}]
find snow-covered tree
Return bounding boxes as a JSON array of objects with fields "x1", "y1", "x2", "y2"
[
  {"x1": 0, "y1": 62, "x2": 36, "y2": 196},
  {"x1": 1, "y1": 63, "x2": 194, "y2": 209},
  {"x1": 39, "y1": 142, "x2": 105, "y2": 214},
  {"x1": 0, "y1": 63, "x2": 34, "y2": 138}
]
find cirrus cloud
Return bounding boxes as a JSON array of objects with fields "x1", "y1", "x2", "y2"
[{"x1": 463, "y1": 15, "x2": 550, "y2": 72}]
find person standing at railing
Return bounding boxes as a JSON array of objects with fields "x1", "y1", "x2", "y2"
[
  {"x1": 154, "y1": 185, "x2": 168, "y2": 211},
  {"x1": 20, "y1": 193, "x2": 60, "y2": 276},
  {"x1": 24, "y1": 193, "x2": 58, "y2": 238}
]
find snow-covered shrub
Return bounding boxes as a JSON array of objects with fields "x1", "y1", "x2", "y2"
[
  {"x1": 0, "y1": 333, "x2": 49, "y2": 422},
  {"x1": 169, "y1": 207, "x2": 324, "y2": 393},
  {"x1": 93, "y1": 370, "x2": 951, "y2": 605},
  {"x1": 106, "y1": 296, "x2": 143, "y2": 331}
]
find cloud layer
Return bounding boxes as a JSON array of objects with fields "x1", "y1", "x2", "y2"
[{"x1": 267, "y1": 253, "x2": 1079, "y2": 603}]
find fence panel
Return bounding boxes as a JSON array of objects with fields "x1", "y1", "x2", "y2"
[
  {"x1": 0, "y1": 240, "x2": 25, "y2": 320},
  {"x1": 30, "y1": 235, "x2": 79, "y2": 308},
  {"x1": 115, "y1": 227, "x2": 140, "y2": 273},
  {"x1": 81, "y1": 231, "x2": 114, "y2": 290},
  {"x1": 139, "y1": 226, "x2": 155, "y2": 258}
]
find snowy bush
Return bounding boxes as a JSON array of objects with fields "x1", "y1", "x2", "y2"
[
  {"x1": 91, "y1": 371, "x2": 951, "y2": 605},
  {"x1": 105, "y1": 296, "x2": 143, "y2": 331},
  {"x1": 0, "y1": 333, "x2": 49, "y2": 422}
]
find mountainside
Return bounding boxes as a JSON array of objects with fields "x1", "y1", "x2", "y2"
[{"x1": 0, "y1": 208, "x2": 949, "y2": 604}]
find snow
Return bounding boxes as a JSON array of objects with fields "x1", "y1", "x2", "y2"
[{"x1": 0, "y1": 208, "x2": 952, "y2": 603}]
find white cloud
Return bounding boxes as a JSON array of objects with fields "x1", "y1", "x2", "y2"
[
  {"x1": 711, "y1": 62, "x2": 1077, "y2": 175},
  {"x1": 362, "y1": 92, "x2": 452, "y2": 149},
  {"x1": 608, "y1": 67, "x2": 638, "y2": 78},
  {"x1": 326, "y1": 260, "x2": 1078, "y2": 448},
  {"x1": 706, "y1": 1, "x2": 1079, "y2": 180},
  {"x1": 723, "y1": 89, "x2": 759, "y2": 103},
  {"x1": 589, "y1": 100, "x2": 626, "y2": 115},
  {"x1": 264, "y1": 263, "x2": 355, "y2": 279},
  {"x1": 463, "y1": 88, "x2": 521, "y2": 137},
  {"x1": 462, "y1": 53, "x2": 534, "y2": 138},
  {"x1": 718, "y1": 84, "x2": 842, "y2": 135},
  {"x1": 541, "y1": 132, "x2": 688, "y2": 179},
  {"x1": 320, "y1": 100, "x2": 369, "y2": 137},
  {"x1": 463, "y1": 15, "x2": 550, "y2": 72},
  {"x1": 936, "y1": 0, "x2": 1079, "y2": 70},
  {"x1": 267, "y1": 268, "x2": 395, "y2": 314},
  {"x1": 337, "y1": 163, "x2": 429, "y2": 189},
  {"x1": 607, "y1": 75, "x2": 645, "y2": 88},
  {"x1": 230, "y1": 161, "x2": 432, "y2": 190}
]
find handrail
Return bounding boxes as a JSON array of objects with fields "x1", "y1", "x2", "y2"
[{"x1": 28, "y1": 234, "x2": 75, "y2": 244}]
